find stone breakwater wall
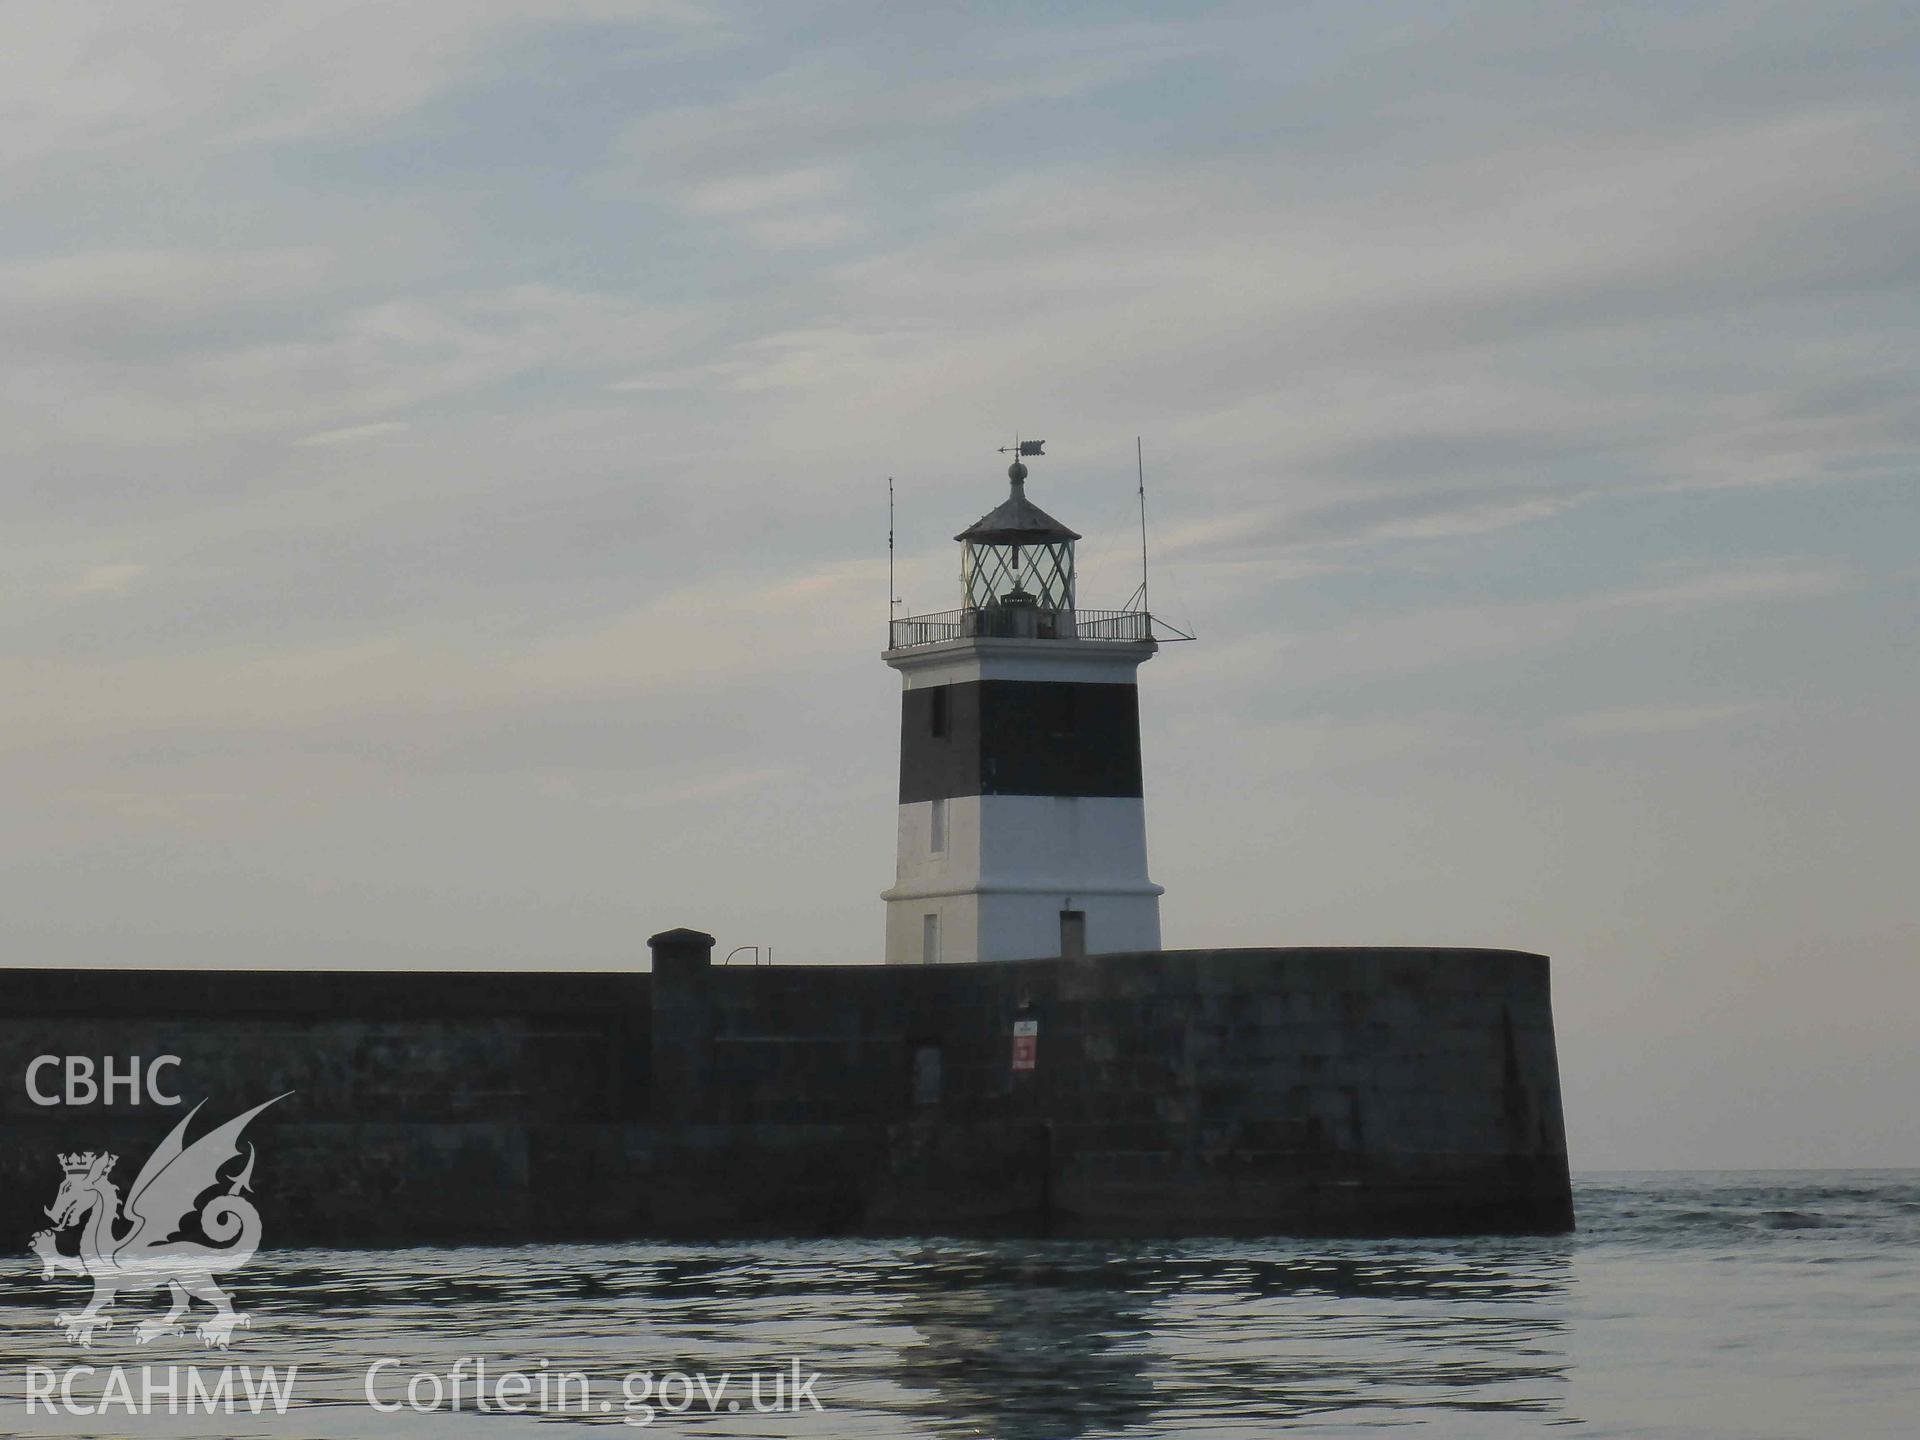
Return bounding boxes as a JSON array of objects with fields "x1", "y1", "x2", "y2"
[{"x1": 0, "y1": 936, "x2": 1572, "y2": 1243}]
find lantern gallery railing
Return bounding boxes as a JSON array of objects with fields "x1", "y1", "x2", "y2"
[{"x1": 887, "y1": 607, "x2": 1190, "y2": 648}]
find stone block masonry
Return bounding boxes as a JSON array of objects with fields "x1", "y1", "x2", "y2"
[{"x1": 0, "y1": 938, "x2": 1572, "y2": 1244}]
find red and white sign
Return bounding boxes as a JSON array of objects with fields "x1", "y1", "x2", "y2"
[{"x1": 1011, "y1": 1018, "x2": 1039, "y2": 1073}]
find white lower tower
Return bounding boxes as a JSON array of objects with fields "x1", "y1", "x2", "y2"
[{"x1": 882, "y1": 448, "x2": 1166, "y2": 963}]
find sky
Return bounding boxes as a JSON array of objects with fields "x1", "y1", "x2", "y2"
[{"x1": 3, "y1": 1, "x2": 1916, "y2": 1170}]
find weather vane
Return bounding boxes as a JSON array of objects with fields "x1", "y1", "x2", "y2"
[{"x1": 997, "y1": 438, "x2": 1045, "y2": 459}]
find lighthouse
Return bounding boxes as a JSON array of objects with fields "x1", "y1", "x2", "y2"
[{"x1": 882, "y1": 444, "x2": 1166, "y2": 964}]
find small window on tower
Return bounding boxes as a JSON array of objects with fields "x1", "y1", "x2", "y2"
[
  {"x1": 929, "y1": 687, "x2": 949, "y2": 738},
  {"x1": 930, "y1": 797, "x2": 947, "y2": 854}
]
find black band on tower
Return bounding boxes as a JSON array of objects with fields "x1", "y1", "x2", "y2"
[{"x1": 899, "y1": 680, "x2": 1144, "y2": 802}]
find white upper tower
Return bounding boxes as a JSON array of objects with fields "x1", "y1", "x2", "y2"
[{"x1": 882, "y1": 444, "x2": 1169, "y2": 964}]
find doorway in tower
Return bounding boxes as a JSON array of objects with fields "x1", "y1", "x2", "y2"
[
  {"x1": 1059, "y1": 909, "x2": 1087, "y2": 958},
  {"x1": 922, "y1": 912, "x2": 941, "y2": 965}
]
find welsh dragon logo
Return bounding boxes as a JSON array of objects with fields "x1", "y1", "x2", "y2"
[{"x1": 29, "y1": 1095, "x2": 286, "y2": 1348}]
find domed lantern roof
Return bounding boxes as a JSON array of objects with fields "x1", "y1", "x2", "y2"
[{"x1": 954, "y1": 461, "x2": 1082, "y2": 545}]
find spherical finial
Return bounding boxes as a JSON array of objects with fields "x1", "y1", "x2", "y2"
[{"x1": 1008, "y1": 460, "x2": 1028, "y2": 484}]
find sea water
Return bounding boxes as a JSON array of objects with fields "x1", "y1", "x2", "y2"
[{"x1": 2, "y1": 1171, "x2": 1914, "y2": 1438}]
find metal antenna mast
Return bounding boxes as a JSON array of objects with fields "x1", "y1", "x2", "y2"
[
  {"x1": 1123, "y1": 436, "x2": 1151, "y2": 615},
  {"x1": 888, "y1": 477, "x2": 899, "y2": 623},
  {"x1": 1137, "y1": 436, "x2": 1150, "y2": 615}
]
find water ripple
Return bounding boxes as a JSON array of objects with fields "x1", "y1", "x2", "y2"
[{"x1": 0, "y1": 1172, "x2": 1914, "y2": 1438}]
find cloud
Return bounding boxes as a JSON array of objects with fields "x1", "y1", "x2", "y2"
[
  {"x1": 612, "y1": 20, "x2": 1193, "y2": 185},
  {"x1": 57, "y1": 563, "x2": 147, "y2": 598},
  {"x1": 1192, "y1": 486, "x2": 1593, "y2": 560},
  {"x1": 1177, "y1": 566, "x2": 1855, "y2": 697},
  {"x1": 0, "y1": 248, "x2": 334, "y2": 347},
  {"x1": 741, "y1": 212, "x2": 863, "y2": 250},
  {"x1": 0, "y1": 278, "x2": 687, "y2": 450},
  {"x1": 671, "y1": 164, "x2": 863, "y2": 248},
  {"x1": 1609, "y1": 568, "x2": 1850, "y2": 610},
  {"x1": 1564, "y1": 702, "x2": 1765, "y2": 737},
  {"x1": 605, "y1": 19, "x2": 1196, "y2": 255},
  {"x1": 680, "y1": 165, "x2": 848, "y2": 217},
  {"x1": 546, "y1": 764, "x2": 795, "y2": 810},
  {"x1": 789, "y1": 99, "x2": 1919, "y2": 519},
  {"x1": 294, "y1": 421, "x2": 410, "y2": 448},
  {"x1": 0, "y1": 2, "x2": 721, "y2": 176},
  {"x1": 0, "y1": 555, "x2": 885, "y2": 750}
]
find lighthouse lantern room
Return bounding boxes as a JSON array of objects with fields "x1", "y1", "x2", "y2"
[{"x1": 882, "y1": 444, "x2": 1170, "y2": 964}]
